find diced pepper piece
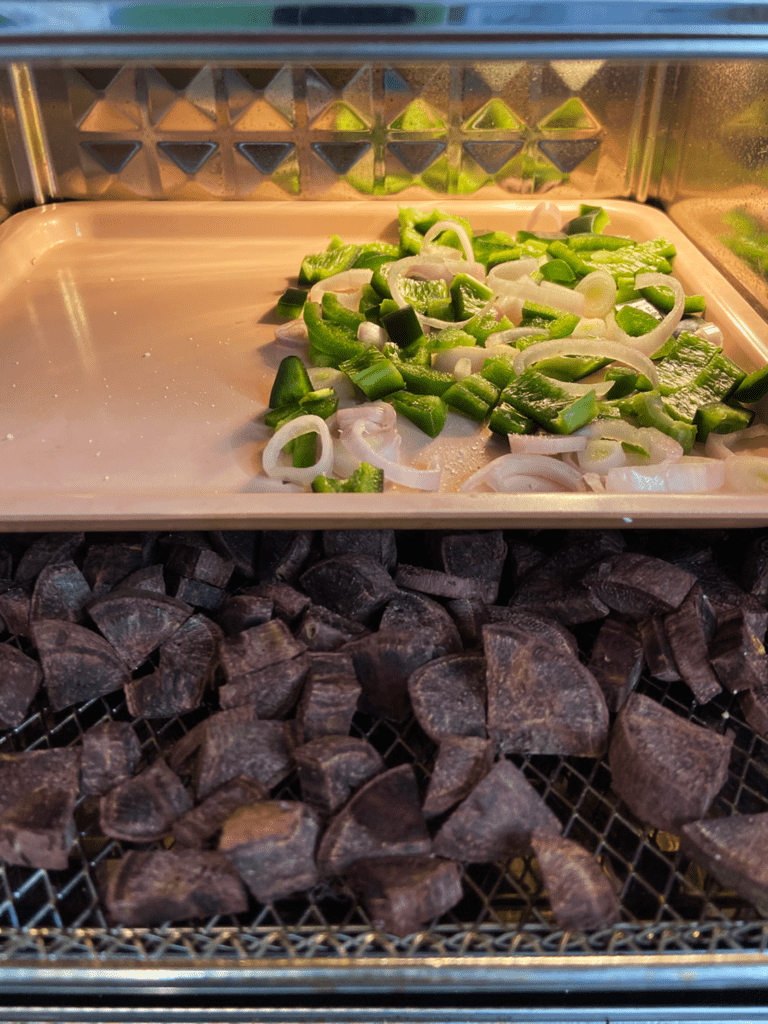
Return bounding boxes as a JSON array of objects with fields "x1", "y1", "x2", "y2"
[
  {"x1": 655, "y1": 331, "x2": 721, "y2": 395},
  {"x1": 547, "y1": 240, "x2": 592, "y2": 278},
  {"x1": 621, "y1": 441, "x2": 650, "y2": 458},
  {"x1": 312, "y1": 462, "x2": 384, "y2": 493},
  {"x1": 339, "y1": 347, "x2": 405, "y2": 401},
  {"x1": 521, "y1": 300, "x2": 561, "y2": 322},
  {"x1": 396, "y1": 362, "x2": 455, "y2": 396},
  {"x1": 535, "y1": 354, "x2": 611, "y2": 382},
  {"x1": 299, "y1": 243, "x2": 361, "y2": 285},
  {"x1": 430, "y1": 327, "x2": 477, "y2": 350},
  {"x1": 540, "y1": 259, "x2": 576, "y2": 284},
  {"x1": 480, "y1": 353, "x2": 517, "y2": 390},
  {"x1": 463, "y1": 312, "x2": 514, "y2": 344},
  {"x1": 615, "y1": 273, "x2": 640, "y2": 303},
  {"x1": 276, "y1": 287, "x2": 308, "y2": 319},
  {"x1": 548, "y1": 313, "x2": 581, "y2": 339},
  {"x1": 263, "y1": 391, "x2": 338, "y2": 430},
  {"x1": 694, "y1": 402, "x2": 754, "y2": 442},
  {"x1": 604, "y1": 366, "x2": 653, "y2": 399},
  {"x1": 371, "y1": 263, "x2": 393, "y2": 298},
  {"x1": 450, "y1": 273, "x2": 494, "y2": 320},
  {"x1": 269, "y1": 355, "x2": 313, "y2": 409},
  {"x1": 321, "y1": 293, "x2": 365, "y2": 333},
  {"x1": 615, "y1": 304, "x2": 660, "y2": 338},
  {"x1": 389, "y1": 391, "x2": 447, "y2": 438},
  {"x1": 381, "y1": 305, "x2": 424, "y2": 347},
  {"x1": 733, "y1": 364, "x2": 768, "y2": 404},
  {"x1": 303, "y1": 302, "x2": 366, "y2": 365},
  {"x1": 473, "y1": 232, "x2": 522, "y2": 269},
  {"x1": 564, "y1": 204, "x2": 610, "y2": 235},
  {"x1": 442, "y1": 373, "x2": 500, "y2": 422},
  {"x1": 378, "y1": 298, "x2": 400, "y2": 319},
  {"x1": 566, "y1": 233, "x2": 634, "y2": 252},
  {"x1": 587, "y1": 238, "x2": 675, "y2": 277},
  {"x1": 398, "y1": 207, "x2": 472, "y2": 255},
  {"x1": 663, "y1": 351, "x2": 746, "y2": 423},
  {"x1": 624, "y1": 391, "x2": 696, "y2": 453},
  {"x1": 640, "y1": 283, "x2": 705, "y2": 315},
  {"x1": 501, "y1": 368, "x2": 597, "y2": 434},
  {"x1": 399, "y1": 275, "x2": 450, "y2": 313},
  {"x1": 359, "y1": 283, "x2": 382, "y2": 321},
  {"x1": 488, "y1": 401, "x2": 536, "y2": 436},
  {"x1": 291, "y1": 429, "x2": 319, "y2": 468},
  {"x1": 352, "y1": 242, "x2": 401, "y2": 270}
]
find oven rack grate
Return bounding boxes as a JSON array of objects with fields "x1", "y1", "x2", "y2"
[{"x1": 0, "y1": 644, "x2": 766, "y2": 966}]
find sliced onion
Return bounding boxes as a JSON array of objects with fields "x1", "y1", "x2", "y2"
[
  {"x1": 490, "y1": 274, "x2": 586, "y2": 317},
  {"x1": 460, "y1": 453, "x2": 586, "y2": 493},
  {"x1": 340, "y1": 418, "x2": 441, "y2": 490},
  {"x1": 572, "y1": 317, "x2": 609, "y2": 337},
  {"x1": 508, "y1": 433, "x2": 588, "y2": 455},
  {"x1": 308, "y1": 366, "x2": 357, "y2": 401},
  {"x1": 432, "y1": 346, "x2": 489, "y2": 375},
  {"x1": 577, "y1": 438, "x2": 628, "y2": 474},
  {"x1": 605, "y1": 456, "x2": 724, "y2": 494},
  {"x1": 525, "y1": 201, "x2": 562, "y2": 234},
  {"x1": 487, "y1": 258, "x2": 542, "y2": 288},
  {"x1": 262, "y1": 414, "x2": 333, "y2": 485},
  {"x1": 577, "y1": 419, "x2": 683, "y2": 465},
  {"x1": 705, "y1": 423, "x2": 768, "y2": 460},
  {"x1": 624, "y1": 272, "x2": 684, "y2": 356},
  {"x1": 335, "y1": 401, "x2": 401, "y2": 461},
  {"x1": 308, "y1": 268, "x2": 373, "y2": 303},
  {"x1": 422, "y1": 219, "x2": 474, "y2": 263},
  {"x1": 274, "y1": 317, "x2": 308, "y2": 346},
  {"x1": 575, "y1": 270, "x2": 616, "y2": 319},
  {"x1": 486, "y1": 326, "x2": 548, "y2": 346},
  {"x1": 583, "y1": 471, "x2": 607, "y2": 492},
  {"x1": 723, "y1": 453, "x2": 768, "y2": 493},
  {"x1": 513, "y1": 337, "x2": 659, "y2": 390},
  {"x1": 453, "y1": 357, "x2": 473, "y2": 381},
  {"x1": 358, "y1": 321, "x2": 387, "y2": 347}
]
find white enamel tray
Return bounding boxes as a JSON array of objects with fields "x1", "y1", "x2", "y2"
[{"x1": 1, "y1": 199, "x2": 767, "y2": 529}]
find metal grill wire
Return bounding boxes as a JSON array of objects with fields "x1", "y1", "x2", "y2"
[{"x1": 0, "y1": 554, "x2": 767, "y2": 963}]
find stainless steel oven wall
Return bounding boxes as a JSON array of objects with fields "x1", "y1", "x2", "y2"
[{"x1": 19, "y1": 60, "x2": 661, "y2": 204}]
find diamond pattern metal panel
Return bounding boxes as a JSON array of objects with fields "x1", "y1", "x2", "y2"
[{"x1": 27, "y1": 60, "x2": 656, "y2": 201}]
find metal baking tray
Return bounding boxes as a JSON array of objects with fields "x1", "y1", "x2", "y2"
[{"x1": 2, "y1": 197, "x2": 768, "y2": 531}]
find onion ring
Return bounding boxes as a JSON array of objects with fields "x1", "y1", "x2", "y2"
[
  {"x1": 340, "y1": 418, "x2": 441, "y2": 490},
  {"x1": 262, "y1": 414, "x2": 333, "y2": 486},
  {"x1": 460, "y1": 453, "x2": 586, "y2": 492},
  {"x1": 513, "y1": 337, "x2": 659, "y2": 390}
]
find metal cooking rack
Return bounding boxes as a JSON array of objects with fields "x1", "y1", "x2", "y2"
[{"x1": 0, "y1": 624, "x2": 767, "y2": 997}]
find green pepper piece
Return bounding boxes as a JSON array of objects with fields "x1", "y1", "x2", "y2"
[
  {"x1": 359, "y1": 283, "x2": 382, "y2": 322},
  {"x1": 535, "y1": 354, "x2": 611, "y2": 382},
  {"x1": 546, "y1": 240, "x2": 592, "y2": 278},
  {"x1": 269, "y1": 355, "x2": 313, "y2": 409},
  {"x1": 480, "y1": 353, "x2": 517, "y2": 390},
  {"x1": 299, "y1": 242, "x2": 361, "y2": 285},
  {"x1": 442, "y1": 373, "x2": 500, "y2": 421},
  {"x1": 381, "y1": 304, "x2": 424, "y2": 347},
  {"x1": 429, "y1": 327, "x2": 477, "y2": 350},
  {"x1": 397, "y1": 361, "x2": 455, "y2": 396},
  {"x1": 625, "y1": 392, "x2": 696, "y2": 453},
  {"x1": 450, "y1": 273, "x2": 493, "y2": 320},
  {"x1": 564, "y1": 204, "x2": 610, "y2": 235},
  {"x1": 321, "y1": 292, "x2": 365, "y2": 333},
  {"x1": 488, "y1": 401, "x2": 536, "y2": 436},
  {"x1": 614, "y1": 304, "x2": 660, "y2": 338},
  {"x1": 694, "y1": 402, "x2": 754, "y2": 442},
  {"x1": 621, "y1": 441, "x2": 650, "y2": 458},
  {"x1": 339, "y1": 347, "x2": 405, "y2": 401},
  {"x1": 734, "y1": 364, "x2": 768, "y2": 403},
  {"x1": 548, "y1": 313, "x2": 581, "y2": 339},
  {"x1": 389, "y1": 391, "x2": 447, "y2": 438},
  {"x1": 463, "y1": 312, "x2": 514, "y2": 344},
  {"x1": 663, "y1": 351, "x2": 746, "y2": 422},
  {"x1": 399, "y1": 275, "x2": 450, "y2": 313},
  {"x1": 398, "y1": 207, "x2": 472, "y2": 255},
  {"x1": 521, "y1": 300, "x2": 561, "y2": 322},
  {"x1": 303, "y1": 301, "x2": 365, "y2": 365},
  {"x1": 640, "y1": 283, "x2": 705, "y2": 315},
  {"x1": 540, "y1": 259, "x2": 576, "y2": 284},
  {"x1": 312, "y1": 462, "x2": 384, "y2": 493},
  {"x1": 352, "y1": 242, "x2": 401, "y2": 271},
  {"x1": 655, "y1": 331, "x2": 721, "y2": 394},
  {"x1": 263, "y1": 391, "x2": 338, "y2": 430},
  {"x1": 604, "y1": 366, "x2": 653, "y2": 398},
  {"x1": 587, "y1": 238, "x2": 675, "y2": 277},
  {"x1": 566, "y1": 233, "x2": 634, "y2": 252},
  {"x1": 615, "y1": 274, "x2": 640, "y2": 303},
  {"x1": 500, "y1": 368, "x2": 597, "y2": 434},
  {"x1": 371, "y1": 262, "x2": 393, "y2": 298},
  {"x1": 276, "y1": 287, "x2": 308, "y2": 319},
  {"x1": 291, "y1": 429, "x2": 319, "y2": 468}
]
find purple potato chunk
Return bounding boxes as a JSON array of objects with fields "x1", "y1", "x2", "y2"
[
  {"x1": 15, "y1": 533, "x2": 84, "y2": 584},
  {"x1": 30, "y1": 561, "x2": 91, "y2": 624},
  {"x1": 0, "y1": 582, "x2": 33, "y2": 638},
  {"x1": 638, "y1": 616, "x2": 681, "y2": 682},
  {"x1": 87, "y1": 589, "x2": 193, "y2": 671},
  {"x1": 294, "y1": 736, "x2": 384, "y2": 816},
  {"x1": 0, "y1": 644, "x2": 43, "y2": 727},
  {"x1": 408, "y1": 654, "x2": 487, "y2": 742},
  {"x1": 322, "y1": 529, "x2": 397, "y2": 572},
  {"x1": 608, "y1": 692, "x2": 733, "y2": 834},
  {"x1": 216, "y1": 594, "x2": 273, "y2": 636},
  {"x1": 100, "y1": 758, "x2": 192, "y2": 842},
  {"x1": 432, "y1": 759, "x2": 562, "y2": 863},
  {"x1": 166, "y1": 544, "x2": 235, "y2": 588},
  {"x1": 345, "y1": 855, "x2": 463, "y2": 937},
  {"x1": 172, "y1": 776, "x2": 269, "y2": 847},
  {"x1": 208, "y1": 530, "x2": 258, "y2": 577},
  {"x1": 295, "y1": 604, "x2": 369, "y2": 652},
  {"x1": 587, "y1": 617, "x2": 643, "y2": 712},
  {"x1": 484, "y1": 623, "x2": 609, "y2": 757},
  {"x1": 218, "y1": 618, "x2": 305, "y2": 684},
  {"x1": 258, "y1": 530, "x2": 314, "y2": 585},
  {"x1": 82, "y1": 538, "x2": 154, "y2": 597},
  {"x1": 740, "y1": 682, "x2": 768, "y2": 738},
  {"x1": 219, "y1": 653, "x2": 309, "y2": 718},
  {"x1": 219, "y1": 800, "x2": 321, "y2": 902},
  {"x1": 422, "y1": 736, "x2": 494, "y2": 818},
  {"x1": 241, "y1": 582, "x2": 310, "y2": 625},
  {"x1": 344, "y1": 629, "x2": 445, "y2": 723},
  {"x1": 295, "y1": 656, "x2": 361, "y2": 743},
  {"x1": 0, "y1": 749, "x2": 81, "y2": 870},
  {"x1": 664, "y1": 584, "x2": 721, "y2": 704},
  {"x1": 81, "y1": 720, "x2": 141, "y2": 796},
  {"x1": 300, "y1": 555, "x2": 397, "y2": 625},
  {"x1": 394, "y1": 564, "x2": 499, "y2": 604},
  {"x1": 531, "y1": 829, "x2": 621, "y2": 932},
  {"x1": 681, "y1": 812, "x2": 768, "y2": 914},
  {"x1": 105, "y1": 848, "x2": 248, "y2": 926},
  {"x1": 710, "y1": 608, "x2": 768, "y2": 693},
  {"x1": 34, "y1": 619, "x2": 130, "y2": 711},
  {"x1": 317, "y1": 765, "x2": 431, "y2": 876},
  {"x1": 433, "y1": 531, "x2": 507, "y2": 585},
  {"x1": 583, "y1": 553, "x2": 695, "y2": 620},
  {"x1": 379, "y1": 590, "x2": 462, "y2": 659}
]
